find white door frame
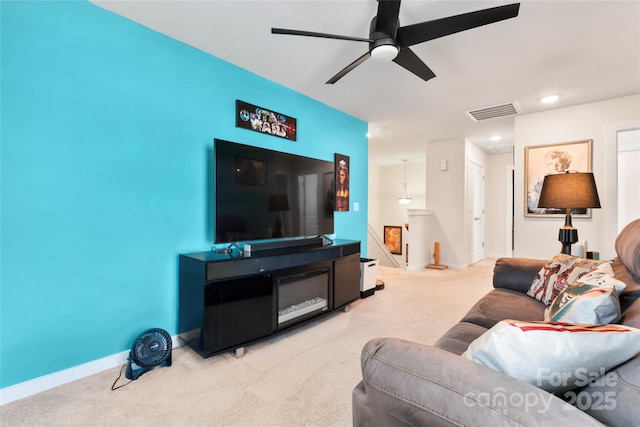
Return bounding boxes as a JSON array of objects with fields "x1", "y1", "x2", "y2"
[
  {"x1": 604, "y1": 120, "x2": 640, "y2": 259},
  {"x1": 467, "y1": 159, "x2": 485, "y2": 265},
  {"x1": 505, "y1": 165, "x2": 515, "y2": 257}
]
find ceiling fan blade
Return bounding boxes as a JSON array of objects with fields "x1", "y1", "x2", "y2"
[
  {"x1": 326, "y1": 52, "x2": 371, "y2": 84},
  {"x1": 392, "y1": 48, "x2": 436, "y2": 82},
  {"x1": 272, "y1": 28, "x2": 373, "y2": 43},
  {"x1": 373, "y1": 0, "x2": 401, "y2": 37},
  {"x1": 396, "y1": 3, "x2": 520, "y2": 47}
]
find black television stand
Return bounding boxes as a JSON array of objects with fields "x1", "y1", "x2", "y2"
[{"x1": 178, "y1": 239, "x2": 360, "y2": 358}]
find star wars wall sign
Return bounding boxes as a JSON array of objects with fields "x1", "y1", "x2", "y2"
[{"x1": 236, "y1": 100, "x2": 297, "y2": 141}]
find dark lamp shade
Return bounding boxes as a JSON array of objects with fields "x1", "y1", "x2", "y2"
[
  {"x1": 538, "y1": 172, "x2": 601, "y2": 209},
  {"x1": 268, "y1": 195, "x2": 290, "y2": 212}
]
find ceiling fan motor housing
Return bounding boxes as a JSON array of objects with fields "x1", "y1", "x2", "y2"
[{"x1": 369, "y1": 16, "x2": 400, "y2": 62}]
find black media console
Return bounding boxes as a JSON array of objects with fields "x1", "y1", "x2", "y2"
[{"x1": 178, "y1": 239, "x2": 361, "y2": 357}]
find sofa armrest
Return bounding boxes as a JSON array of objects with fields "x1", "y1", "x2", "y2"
[
  {"x1": 353, "y1": 338, "x2": 605, "y2": 427},
  {"x1": 493, "y1": 257, "x2": 547, "y2": 293}
]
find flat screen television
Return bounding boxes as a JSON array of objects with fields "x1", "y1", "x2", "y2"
[{"x1": 214, "y1": 139, "x2": 334, "y2": 244}]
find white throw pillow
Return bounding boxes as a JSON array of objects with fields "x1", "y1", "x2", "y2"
[
  {"x1": 463, "y1": 320, "x2": 640, "y2": 393},
  {"x1": 544, "y1": 263, "x2": 627, "y2": 324}
]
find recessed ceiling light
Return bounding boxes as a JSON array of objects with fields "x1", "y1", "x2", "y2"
[
  {"x1": 541, "y1": 94, "x2": 560, "y2": 104},
  {"x1": 490, "y1": 135, "x2": 502, "y2": 142}
]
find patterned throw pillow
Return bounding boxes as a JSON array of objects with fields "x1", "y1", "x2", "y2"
[
  {"x1": 527, "y1": 254, "x2": 610, "y2": 305},
  {"x1": 545, "y1": 263, "x2": 627, "y2": 324},
  {"x1": 463, "y1": 320, "x2": 640, "y2": 393}
]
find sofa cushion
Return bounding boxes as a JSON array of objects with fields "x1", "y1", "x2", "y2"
[
  {"x1": 615, "y1": 218, "x2": 640, "y2": 279},
  {"x1": 527, "y1": 254, "x2": 610, "y2": 305},
  {"x1": 433, "y1": 321, "x2": 488, "y2": 355},
  {"x1": 544, "y1": 263, "x2": 626, "y2": 324},
  {"x1": 621, "y1": 298, "x2": 640, "y2": 328},
  {"x1": 463, "y1": 320, "x2": 640, "y2": 394},
  {"x1": 613, "y1": 256, "x2": 640, "y2": 297},
  {"x1": 493, "y1": 257, "x2": 547, "y2": 293},
  {"x1": 356, "y1": 337, "x2": 606, "y2": 427},
  {"x1": 575, "y1": 356, "x2": 640, "y2": 426},
  {"x1": 461, "y1": 288, "x2": 546, "y2": 329}
]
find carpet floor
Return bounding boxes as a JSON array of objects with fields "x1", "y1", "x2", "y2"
[{"x1": 1, "y1": 260, "x2": 496, "y2": 426}]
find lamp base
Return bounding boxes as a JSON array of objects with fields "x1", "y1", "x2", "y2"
[
  {"x1": 558, "y1": 228, "x2": 579, "y2": 255},
  {"x1": 273, "y1": 219, "x2": 283, "y2": 238}
]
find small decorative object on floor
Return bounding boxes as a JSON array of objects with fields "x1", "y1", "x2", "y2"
[{"x1": 427, "y1": 242, "x2": 448, "y2": 270}]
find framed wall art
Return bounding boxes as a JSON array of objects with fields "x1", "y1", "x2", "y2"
[
  {"x1": 384, "y1": 225, "x2": 402, "y2": 255},
  {"x1": 236, "y1": 100, "x2": 297, "y2": 141},
  {"x1": 335, "y1": 153, "x2": 350, "y2": 211},
  {"x1": 524, "y1": 139, "x2": 592, "y2": 217}
]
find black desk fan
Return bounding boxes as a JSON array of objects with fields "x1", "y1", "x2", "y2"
[{"x1": 125, "y1": 328, "x2": 172, "y2": 380}]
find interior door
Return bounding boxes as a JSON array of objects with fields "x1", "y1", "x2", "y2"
[
  {"x1": 617, "y1": 129, "x2": 640, "y2": 232},
  {"x1": 467, "y1": 160, "x2": 485, "y2": 265}
]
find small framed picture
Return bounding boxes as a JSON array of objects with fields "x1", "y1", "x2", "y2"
[
  {"x1": 384, "y1": 225, "x2": 402, "y2": 255},
  {"x1": 235, "y1": 156, "x2": 266, "y2": 186},
  {"x1": 335, "y1": 153, "x2": 350, "y2": 211},
  {"x1": 524, "y1": 139, "x2": 593, "y2": 217}
]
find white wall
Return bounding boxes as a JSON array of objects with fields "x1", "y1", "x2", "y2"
[
  {"x1": 368, "y1": 163, "x2": 382, "y2": 237},
  {"x1": 425, "y1": 139, "x2": 466, "y2": 268},
  {"x1": 514, "y1": 94, "x2": 640, "y2": 259}
]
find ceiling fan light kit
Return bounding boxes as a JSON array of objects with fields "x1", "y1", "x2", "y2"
[
  {"x1": 271, "y1": 1, "x2": 520, "y2": 84},
  {"x1": 371, "y1": 44, "x2": 399, "y2": 62}
]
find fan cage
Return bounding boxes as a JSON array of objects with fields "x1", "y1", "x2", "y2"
[{"x1": 132, "y1": 328, "x2": 172, "y2": 367}]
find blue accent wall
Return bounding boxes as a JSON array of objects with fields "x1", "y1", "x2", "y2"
[{"x1": 0, "y1": 1, "x2": 368, "y2": 388}]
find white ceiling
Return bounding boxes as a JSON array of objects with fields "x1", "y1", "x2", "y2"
[{"x1": 92, "y1": 0, "x2": 640, "y2": 165}]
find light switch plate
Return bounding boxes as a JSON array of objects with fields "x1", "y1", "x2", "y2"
[{"x1": 440, "y1": 160, "x2": 448, "y2": 171}]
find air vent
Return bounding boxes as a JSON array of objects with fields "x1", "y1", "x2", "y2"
[{"x1": 466, "y1": 102, "x2": 520, "y2": 122}]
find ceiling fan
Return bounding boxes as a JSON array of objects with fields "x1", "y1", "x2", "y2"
[{"x1": 272, "y1": 1, "x2": 520, "y2": 84}]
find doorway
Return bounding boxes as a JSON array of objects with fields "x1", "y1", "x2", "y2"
[
  {"x1": 467, "y1": 159, "x2": 485, "y2": 265},
  {"x1": 604, "y1": 121, "x2": 640, "y2": 258},
  {"x1": 617, "y1": 129, "x2": 640, "y2": 230}
]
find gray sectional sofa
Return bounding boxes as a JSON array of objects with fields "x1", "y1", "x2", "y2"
[{"x1": 353, "y1": 219, "x2": 640, "y2": 426}]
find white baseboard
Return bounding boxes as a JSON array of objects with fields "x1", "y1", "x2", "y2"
[
  {"x1": 0, "y1": 350, "x2": 128, "y2": 406},
  {"x1": 0, "y1": 333, "x2": 188, "y2": 406}
]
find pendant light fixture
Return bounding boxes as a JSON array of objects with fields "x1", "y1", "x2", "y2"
[{"x1": 397, "y1": 160, "x2": 412, "y2": 204}]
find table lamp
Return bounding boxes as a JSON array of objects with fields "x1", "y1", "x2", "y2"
[{"x1": 537, "y1": 171, "x2": 601, "y2": 255}]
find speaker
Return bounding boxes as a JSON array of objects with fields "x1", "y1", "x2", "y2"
[{"x1": 244, "y1": 237, "x2": 324, "y2": 254}]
